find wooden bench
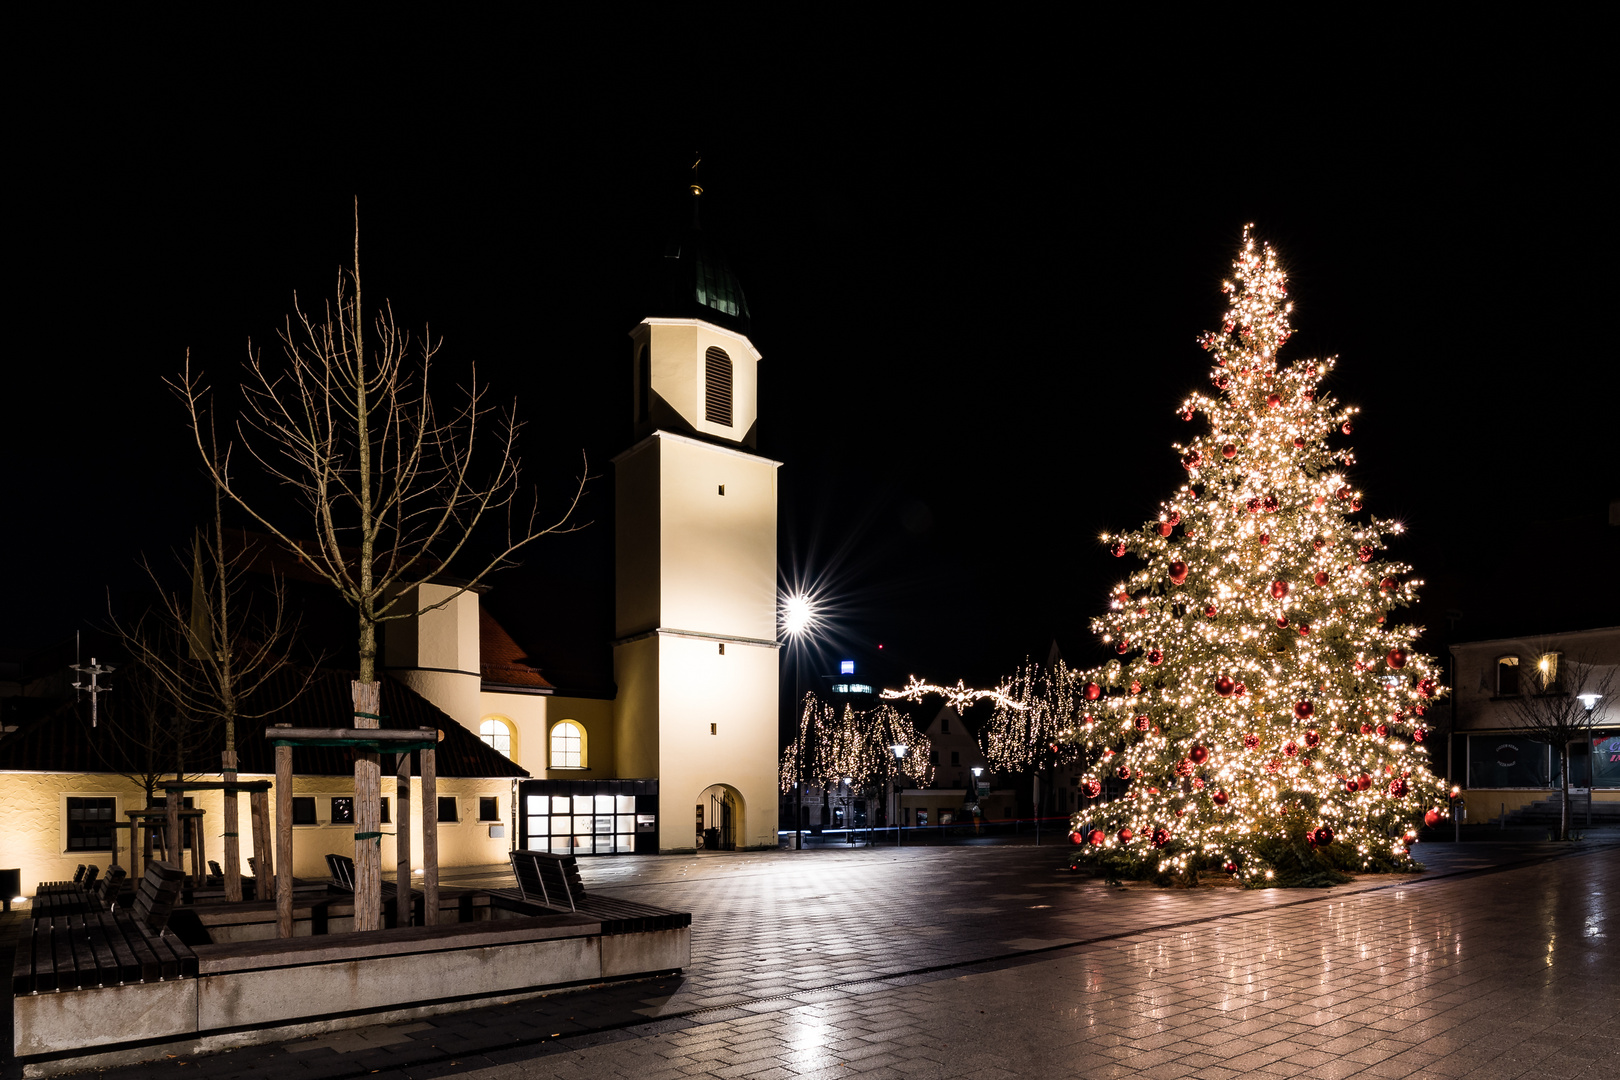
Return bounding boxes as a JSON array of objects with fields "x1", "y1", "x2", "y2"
[
  {"x1": 324, "y1": 853, "x2": 418, "y2": 927},
  {"x1": 492, "y1": 851, "x2": 690, "y2": 934},
  {"x1": 29, "y1": 865, "x2": 126, "y2": 918},
  {"x1": 12, "y1": 862, "x2": 195, "y2": 994}
]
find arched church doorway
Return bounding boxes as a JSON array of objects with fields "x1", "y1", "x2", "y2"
[{"x1": 695, "y1": 784, "x2": 743, "y2": 851}]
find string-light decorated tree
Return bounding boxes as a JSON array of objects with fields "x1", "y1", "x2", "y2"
[{"x1": 1069, "y1": 228, "x2": 1450, "y2": 886}]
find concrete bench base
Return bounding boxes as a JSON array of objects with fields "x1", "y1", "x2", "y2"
[{"x1": 14, "y1": 916, "x2": 689, "y2": 1077}]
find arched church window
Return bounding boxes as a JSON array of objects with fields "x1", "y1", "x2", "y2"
[
  {"x1": 550, "y1": 721, "x2": 585, "y2": 768},
  {"x1": 479, "y1": 718, "x2": 512, "y2": 758},
  {"x1": 704, "y1": 347, "x2": 733, "y2": 427}
]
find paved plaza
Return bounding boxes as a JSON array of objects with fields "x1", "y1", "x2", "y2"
[{"x1": 15, "y1": 839, "x2": 1619, "y2": 1080}]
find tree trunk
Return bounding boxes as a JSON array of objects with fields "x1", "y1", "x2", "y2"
[
  {"x1": 275, "y1": 739, "x2": 293, "y2": 936},
  {"x1": 396, "y1": 751, "x2": 412, "y2": 927},
  {"x1": 421, "y1": 741, "x2": 439, "y2": 925},
  {"x1": 222, "y1": 750, "x2": 243, "y2": 902},
  {"x1": 1560, "y1": 743, "x2": 1570, "y2": 841},
  {"x1": 352, "y1": 680, "x2": 383, "y2": 932}
]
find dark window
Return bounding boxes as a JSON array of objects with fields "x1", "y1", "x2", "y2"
[
  {"x1": 379, "y1": 797, "x2": 390, "y2": 824},
  {"x1": 1467, "y1": 736, "x2": 1548, "y2": 788},
  {"x1": 940, "y1": 717, "x2": 950, "y2": 734},
  {"x1": 438, "y1": 796, "x2": 459, "y2": 823},
  {"x1": 291, "y1": 797, "x2": 317, "y2": 826},
  {"x1": 950, "y1": 751, "x2": 961, "y2": 766},
  {"x1": 1496, "y1": 657, "x2": 1520, "y2": 696},
  {"x1": 66, "y1": 797, "x2": 115, "y2": 851},
  {"x1": 704, "y1": 346, "x2": 733, "y2": 427},
  {"x1": 479, "y1": 796, "x2": 499, "y2": 822},
  {"x1": 331, "y1": 798, "x2": 354, "y2": 825},
  {"x1": 636, "y1": 342, "x2": 650, "y2": 422}
]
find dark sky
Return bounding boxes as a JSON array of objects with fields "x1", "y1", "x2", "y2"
[{"x1": 7, "y1": 35, "x2": 1616, "y2": 722}]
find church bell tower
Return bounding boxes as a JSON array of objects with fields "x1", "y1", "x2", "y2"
[{"x1": 612, "y1": 179, "x2": 780, "y2": 851}]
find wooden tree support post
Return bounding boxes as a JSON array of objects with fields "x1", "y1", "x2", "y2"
[
  {"x1": 165, "y1": 789, "x2": 181, "y2": 873},
  {"x1": 274, "y1": 730, "x2": 294, "y2": 938},
  {"x1": 222, "y1": 749, "x2": 243, "y2": 902},
  {"x1": 352, "y1": 681, "x2": 383, "y2": 933},
  {"x1": 250, "y1": 788, "x2": 273, "y2": 903},
  {"x1": 422, "y1": 736, "x2": 439, "y2": 926},
  {"x1": 396, "y1": 751, "x2": 413, "y2": 928}
]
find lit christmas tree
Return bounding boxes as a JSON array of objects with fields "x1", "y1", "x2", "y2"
[{"x1": 1066, "y1": 228, "x2": 1450, "y2": 886}]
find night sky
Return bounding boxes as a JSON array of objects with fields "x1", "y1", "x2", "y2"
[{"x1": 7, "y1": 40, "x2": 1615, "y2": 731}]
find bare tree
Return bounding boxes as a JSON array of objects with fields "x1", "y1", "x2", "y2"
[
  {"x1": 111, "y1": 469, "x2": 315, "y2": 898},
  {"x1": 172, "y1": 202, "x2": 586, "y2": 929},
  {"x1": 1500, "y1": 648, "x2": 1618, "y2": 840}
]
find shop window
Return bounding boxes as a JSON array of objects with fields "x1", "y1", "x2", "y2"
[
  {"x1": 1592, "y1": 733, "x2": 1620, "y2": 789},
  {"x1": 1496, "y1": 656, "x2": 1520, "y2": 696},
  {"x1": 438, "y1": 797, "x2": 459, "y2": 823},
  {"x1": 479, "y1": 796, "x2": 500, "y2": 822},
  {"x1": 1467, "y1": 735, "x2": 1549, "y2": 788},
  {"x1": 65, "y1": 796, "x2": 115, "y2": 852},
  {"x1": 291, "y1": 797, "x2": 318, "y2": 826}
]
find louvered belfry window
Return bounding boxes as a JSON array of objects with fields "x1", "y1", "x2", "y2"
[{"x1": 705, "y1": 346, "x2": 733, "y2": 427}]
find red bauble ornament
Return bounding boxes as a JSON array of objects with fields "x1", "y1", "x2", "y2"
[
  {"x1": 1388, "y1": 778, "x2": 1408, "y2": 797},
  {"x1": 1117, "y1": 765, "x2": 1132, "y2": 780},
  {"x1": 1313, "y1": 495, "x2": 1326, "y2": 508},
  {"x1": 1266, "y1": 393, "x2": 1282, "y2": 409},
  {"x1": 1376, "y1": 723, "x2": 1388, "y2": 737},
  {"x1": 1215, "y1": 676, "x2": 1235, "y2": 696},
  {"x1": 1089, "y1": 829, "x2": 1105, "y2": 846},
  {"x1": 1116, "y1": 639, "x2": 1130, "y2": 654},
  {"x1": 1387, "y1": 648, "x2": 1408, "y2": 669},
  {"x1": 1180, "y1": 408, "x2": 1195, "y2": 421},
  {"x1": 1259, "y1": 533, "x2": 1270, "y2": 546},
  {"x1": 1184, "y1": 449, "x2": 1205, "y2": 469},
  {"x1": 1413, "y1": 729, "x2": 1426, "y2": 743},
  {"x1": 1130, "y1": 679, "x2": 1143, "y2": 694},
  {"x1": 1304, "y1": 729, "x2": 1320, "y2": 748},
  {"x1": 1223, "y1": 861, "x2": 1239, "y2": 873},
  {"x1": 1262, "y1": 494, "x2": 1279, "y2": 513},
  {"x1": 1134, "y1": 715, "x2": 1150, "y2": 731},
  {"x1": 1265, "y1": 758, "x2": 1281, "y2": 774},
  {"x1": 1345, "y1": 779, "x2": 1359, "y2": 793},
  {"x1": 1270, "y1": 580, "x2": 1290, "y2": 599},
  {"x1": 1214, "y1": 374, "x2": 1229, "y2": 390},
  {"x1": 1337, "y1": 486, "x2": 1352, "y2": 501},
  {"x1": 1295, "y1": 700, "x2": 1314, "y2": 720},
  {"x1": 1147, "y1": 649, "x2": 1164, "y2": 666},
  {"x1": 1351, "y1": 499, "x2": 1363, "y2": 512},
  {"x1": 1167, "y1": 511, "x2": 1181, "y2": 526},
  {"x1": 1189, "y1": 744, "x2": 1209, "y2": 765},
  {"x1": 1314, "y1": 825, "x2": 1335, "y2": 845},
  {"x1": 1174, "y1": 758, "x2": 1194, "y2": 777},
  {"x1": 1158, "y1": 521, "x2": 1173, "y2": 536},
  {"x1": 1084, "y1": 683, "x2": 1102, "y2": 701},
  {"x1": 1118, "y1": 828, "x2": 1134, "y2": 843},
  {"x1": 1293, "y1": 436, "x2": 1306, "y2": 449},
  {"x1": 1192, "y1": 776, "x2": 1206, "y2": 791},
  {"x1": 1417, "y1": 678, "x2": 1436, "y2": 698},
  {"x1": 1243, "y1": 733, "x2": 1260, "y2": 749},
  {"x1": 1234, "y1": 682, "x2": 1247, "y2": 697},
  {"x1": 1359, "y1": 545, "x2": 1375, "y2": 562},
  {"x1": 1083, "y1": 778, "x2": 1102, "y2": 798},
  {"x1": 1204, "y1": 604, "x2": 1218, "y2": 618},
  {"x1": 1212, "y1": 790, "x2": 1228, "y2": 806},
  {"x1": 1169, "y1": 561, "x2": 1189, "y2": 585},
  {"x1": 1424, "y1": 809, "x2": 1442, "y2": 828},
  {"x1": 1358, "y1": 774, "x2": 1372, "y2": 790},
  {"x1": 1151, "y1": 827, "x2": 1171, "y2": 848},
  {"x1": 1222, "y1": 443, "x2": 1237, "y2": 459},
  {"x1": 1276, "y1": 614, "x2": 1290, "y2": 628},
  {"x1": 1342, "y1": 421, "x2": 1353, "y2": 435},
  {"x1": 1115, "y1": 589, "x2": 1130, "y2": 604},
  {"x1": 1111, "y1": 542, "x2": 1127, "y2": 557},
  {"x1": 1283, "y1": 740, "x2": 1298, "y2": 757},
  {"x1": 1312, "y1": 535, "x2": 1327, "y2": 550},
  {"x1": 1380, "y1": 576, "x2": 1396, "y2": 591},
  {"x1": 1246, "y1": 496, "x2": 1262, "y2": 514},
  {"x1": 1302, "y1": 388, "x2": 1315, "y2": 401},
  {"x1": 1297, "y1": 623, "x2": 1311, "y2": 636},
  {"x1": 1070, "y1": 831, "x2": 1083, "y2": 844}
]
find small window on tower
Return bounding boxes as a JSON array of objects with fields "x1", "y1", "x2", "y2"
[{"x1": 705, "y1": 347, "x2": 733, "y2": 427}]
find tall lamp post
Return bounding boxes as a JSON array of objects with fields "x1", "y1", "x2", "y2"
[
  {"x1": 1578, "y1": 692, "x2": 1602, "y2": 830},
  {"x1": 891, "y1": 744, "x2": 908, "y2": 846},
  {"x1": 782, "y1": 593, "x2": 816, "y2": 851},
  {"x1": 971, "y1": 766, "x2": 983, "y2": 834}
]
